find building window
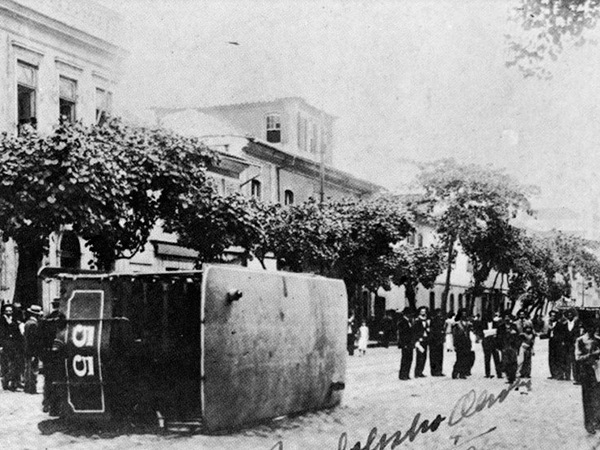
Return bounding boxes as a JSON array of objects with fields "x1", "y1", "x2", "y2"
[
  {"x1": 266, "y1": 114, "x2": 281, "y2": 143},
  {"x1": 60, "y1": 231, "x2": 81, "y2": 269},
  {"x1": 449, "y1": 293, "x2": 455, "y2": 313},
  {"x1": 417, "y1": 233, "x2": 424, "y2": 247},
  {"x1": 298, "y1": 115, "x2": 309, "y2": 152},
  {"x1": 251, "y1": 179, "x2": 261, "y2": 199},
  {"x1": 458, "y1": 293, "x2": 463, "y2": 310},
  {"x1": 17, "y1": 61, "x2": 37, "y2": 132},
  {"x1": 59, "y1": 76, "x2": 77, "y2": 122},
  {"x1": 407, "y1": 232, "x2": 416, "y2": 246},
  {"x1": 297, "y1": 113, "x2": 303, "y2": 149},
  {"x1": 309, "y1": 123, "x2": 318, "y2": 154},
  {"x1": 320, "y1": 126, "x2": 328, "y2": 156},
  {"x1": 429, "y1": 292, "x2": 435, "y2": 311},
  {"x1": 284, "y1": 189, "x2": 294, "y2": 205},
  {"x1": 96, "y1": 88, "x2": 112, "y2": 124}
]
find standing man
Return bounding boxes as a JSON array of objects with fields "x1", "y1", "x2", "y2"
[
  {"x1": 452, "y1": 308, "x2": 472, "y2": 379},
  {"x1": 547, "y1": 310, "x2": 562, "y2": 379},
  {"x1": 0, "y1": 304, "x2": 24, "y2": 391},
  {"x1": 444, "y1": 312, "x2": 455, "y2": 352},
  {"x1": 23, "y1": 305, "x2": 43, "y2": 394},
  {"x1": 40, "y1": 298, "x2": 66, "y2": 413},
  {"x1": 397, "y1": 308, "x2": 414, "y2": 380},
  {"x1": 413, "y1": 306, "x2": 430, "y2": 378},
  {"x1": 347, "y1": 312, "x2": 356, "y2": 356},
  {"x1": 381, "y1": 313, "x2": 394, "y2": 348},
  {"x1": 481, "y1": 311, "x2": 503, "y2": 379},
  {"x1": 429, "y1": 308, "x2": 445, "y2": 376},
  {"x1": 562, "y1": 308, "x2": 581, "y2": 383},
  {"x1": 574, "y1": 317, "x2": 600, "y2": 435},
  {"x1": 515, "y1": 309, "x2": 533, "y2": 334}
]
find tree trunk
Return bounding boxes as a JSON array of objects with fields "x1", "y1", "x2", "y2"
[
  {"x1": 405, "y1": 284, "x2": 417, "y2": 311},
  {"x1": 441, "y1": 235, "x2": 456, "y2": 313},
  {"x1": 14, "y1": 240, "x2": 44, "y2": 309},
  {"x1": 345, "y1": 282, "x2": 363, "y2": 321}
]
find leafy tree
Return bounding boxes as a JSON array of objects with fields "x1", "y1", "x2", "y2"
[
  {"x1": 0, "y1": 118, "x2": 217, "y2": 305},
  {"x1": 461, "y1": 220, "x2": 527, "y2": 300},
  {"x1": 255, "y1": 198, "x2": 347, "y2": 274},
  {"x1": 391, "y1": 242, "x2": 445, "y2": 310},
  {"x1": 503, "y1": 230, "x2": 600, "y2": 314},
  {"x1": 418, "y1": 159, "x2": 533, "y2": 312},
  {"x1": 506, "y1": 232, "x2": 565, "y2": 313},
  {"x1": 506, "y1": 0, "x2": 600, "y2": 78},
  {"x1": 249, "y1": 196, "x2": 414, "y2": 314},
  {"x1": 331, "y1": 196, "x2": 414, "y2": 294},
  {"x1": 168, "y1": 193, "x2": 272, "y2": 267}
]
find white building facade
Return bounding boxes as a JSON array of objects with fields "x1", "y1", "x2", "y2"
[{"x1": 0, "y1": 0, "x2": 125, "y2": 309}]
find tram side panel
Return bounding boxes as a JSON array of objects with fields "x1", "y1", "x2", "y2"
[
  {"x1": 202, "y1": 265, "x2": 347, "y2": 432},
  {"x1": 55, "y1": 279, "x2": 114, "y2": 419}
]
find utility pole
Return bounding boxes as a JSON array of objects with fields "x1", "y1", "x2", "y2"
[{"x1": 319, "y1": 141, "x2": 325, "y2": 204}]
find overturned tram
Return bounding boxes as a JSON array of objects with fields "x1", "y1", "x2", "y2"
[{"x1": 38, "y1": 264, "x2": 347, "y2": 432}]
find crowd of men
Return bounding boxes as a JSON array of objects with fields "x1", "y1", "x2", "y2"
[
  {"x1": 349, "y1": 305, "x2": 586, "y2": 384},
  {"x1": 0, "y1": 299, "x2": 66, "y2": 412}
]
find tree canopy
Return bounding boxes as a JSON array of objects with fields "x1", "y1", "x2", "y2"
[
  {"x1": 418, "y1": 159, "x2": 533, "y2": 310},
  {"x1": 0, "y1": 118, "x2": 218, "y2": 303},
  {"x1": 506, "y1": 0, "x2": 600, "y2": 78}
]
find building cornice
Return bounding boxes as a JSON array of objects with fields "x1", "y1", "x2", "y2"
[
  {"x1": 244, "y1": 138, "x2": 382, "y2": 196},
  {"x1": 0, "y1": 0, "x2": 127, "y2": 60}
]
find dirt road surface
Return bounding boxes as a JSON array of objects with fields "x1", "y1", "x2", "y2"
[{"x1": 1, "y1": 339, "x2": 598, "y2": 450}]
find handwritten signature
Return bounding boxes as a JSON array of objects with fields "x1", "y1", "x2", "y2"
[{"x1": 269, "y1": 378, "x2": 531, "y2": 450}]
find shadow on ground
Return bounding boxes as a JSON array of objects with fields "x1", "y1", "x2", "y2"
[{"x1": 37, "y1": 417, "x2": 171, "y2": 438}]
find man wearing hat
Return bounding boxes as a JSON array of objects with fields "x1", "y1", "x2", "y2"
[
  {"x1": 23, "y1": 304, "x2": 43, "y2": 394},
  {"x1": 41, "y1": 298, "x2": 66, "y2": 410},
  {"x1": 0, "y1": 303, "x2": 25, "y2": 390}
]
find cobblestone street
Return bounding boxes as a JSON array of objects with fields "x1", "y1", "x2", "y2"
[{"x1": 1, "y1": 340, "x2": 599, "y2": 450}]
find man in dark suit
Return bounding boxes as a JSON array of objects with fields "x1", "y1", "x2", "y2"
[
  {"x1": 429, "y1": 308, "x2": 445, "y2": 376},
  {"x1": 413, "y1": 306, "x2": 430, "y2": 378},
  {"x1": 481, "y1": 311, "x2": 502, "y2": 378},
  {"x1": 397, "y1": 308, "x2": 414, "y2": 380},
  {"x1": 0, "y1": 304, "x2": 24, "y2": 391},
  {"x1": 547, "y1": 310, "x2": 562, "y2": 379},
  {"x1": 23, "y1": 305, "x2": 44, "y2": 394}
]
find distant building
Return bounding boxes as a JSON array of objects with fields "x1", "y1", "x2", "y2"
[
  {"x1": 114, "y1": 100, "x2": 383, "y2": 274},
  {"x1": 372, "y1": 219, "x2": 508, "y2": 321},
  {"x1": 156, "y1": 97, "x2": 335, "y2": 163},
  {"x1": 155, "y1": 98, "x2": 379, "y2": 203},
  {"x1": 0, "y1": 0, "x2": 125, "y2": 308}
]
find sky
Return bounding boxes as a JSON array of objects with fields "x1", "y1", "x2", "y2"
[{"x1": 103, "y1": 0, "x2": 600, "y2": 221}]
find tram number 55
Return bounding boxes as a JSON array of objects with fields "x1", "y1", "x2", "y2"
[
  {"x1": 66, "y1": 290, "x2": 105, "y2": 414},
  {"x1": 72, "y1": 325, "x2": 96, "y2": 377}
]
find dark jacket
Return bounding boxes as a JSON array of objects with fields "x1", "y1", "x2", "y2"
[
  {"x1": 557, "y1": 319, "x2": 580, "y2": 347},
  {"x1": 397, "y1": 316, "x2": 414, "y2": 349},
  {"x1": 23, "y1": 317, "x2": 41, "y2": 357},
  {"x1": 430, "y1": 315, "x2": 446, "y2": 345},
  {"x1": 412, "y1": 317, "x2": 430, "y2": 347},
  {"x1": 0, "y1": 315, "x2": 23, "y2": 348},
  {"x1": 452, "y1": 321, "x2": 472, "y2": 352}
]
